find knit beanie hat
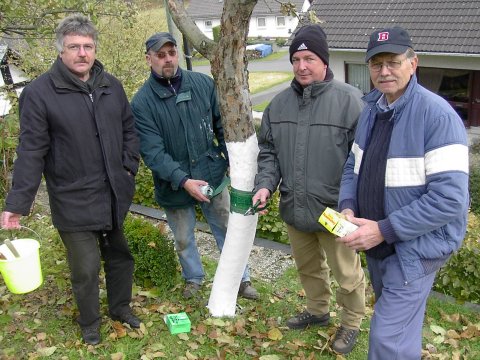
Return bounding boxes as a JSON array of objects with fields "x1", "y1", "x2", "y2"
[{"x1": 289, "y1": 24, "x2": 329, "y2": 65}]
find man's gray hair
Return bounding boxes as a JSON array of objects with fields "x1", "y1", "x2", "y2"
[{"x1": 55, "y1": 14, "x2": 98, "y2": 53}]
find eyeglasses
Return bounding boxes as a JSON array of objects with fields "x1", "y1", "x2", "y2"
[
  {"x1": 63, "y1": 44, "x2": 95, "y2": 53},
  {"x1": 368, "y1": 57, "x2": 408, "y2": 72},
  {"x1": 150, "y1": 50, "x2": 177, "y2": 59}
]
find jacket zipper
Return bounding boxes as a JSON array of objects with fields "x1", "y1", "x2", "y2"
[{"x1": 167, "y1": 79, "x2": 176, "y2": 96}]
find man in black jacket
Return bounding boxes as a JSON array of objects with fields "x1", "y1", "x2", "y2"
[{"x1": 1, "y1": 14, "x2": 140, "y2": 345}]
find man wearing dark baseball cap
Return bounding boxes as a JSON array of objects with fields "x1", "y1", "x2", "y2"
[
  {"x1": 365, "y1": 26, "x2": 413, "y2": 62},
  {"x1": 338, "y1": 25, "x2": 469, "y2": 359},
  {"x1": 145, "y1": 32, "x2": 177, "y2": 53},
  {"x1": 131, "y1": 32, "x2": 259, "y2": 302}
]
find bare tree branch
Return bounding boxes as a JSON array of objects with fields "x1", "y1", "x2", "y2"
[{"x1": 166, "y1": 0, "x2": 216, "y2": 60}]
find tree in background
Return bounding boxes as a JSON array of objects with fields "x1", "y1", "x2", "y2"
[
  {"x1": 166, "y1": 0, "x2": 309, "y2": 316},
  {"x1": 0, "y1": 1, "x2": 161, "y2": 197}
]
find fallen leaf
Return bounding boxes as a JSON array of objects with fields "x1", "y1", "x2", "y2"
[
  {"x1": 424, "y1": 343, "x2": 437, "y2": 353},
  {"x1": 187, "y1": 342, "x2": 199, "y2": 350},
  {"x1": 285, "y1": 342, "x2": 299, "y2": 350},
  {"x1": 111, "y1": 352, "x2": 124, "y2": 360},
  {"x1": 259, "y1": 355, "x2": 280, "y2": 360},
  {"x1": 128, "y1": 331, "x2": 140, "y2": 338},
  {"x1": 460, "y1": 325, "x2": 478, "y2": 339},
  {"x1": 112, "y1": 321, "x2": 127, "y2": 338},
  {"x1": 178, "y1": 333, "x2": 189, "y2": 341},
  {"x1": 433, "y1": 335, "x2": 444, "y2": 344},
  {"x1": 430, "y1": 324, "x2": 446, "y2": 335},
  {"x1": 185, "y1": 350, "x2": 197, "y2": 360},
  {"x1": 151, "y1": 352, "x2": 166, "y2": 358},
  {"x1": 209, "y1": 318, "x2": 226, "y2": 327},
  {"x1": 208, "y1": 329, "x2": 218, "y2": 339},
  {"x1": 193, "y1": 323, "x2": 207, "y2": 335},
  {"x1": 216, "y1": 334, "x2": 235, "y2": 345},
  {"x1": 244, "y1": 348, "x2": 258, "y2": 356},
  {"x1": 446, "y1": 329, "x2": 460, "y2": 339},
  {"x1": 267, "y1": 327, "x2": 283, "y2": 341},
  {"x1": 451, "y1": 350, "x2": 461, "y2": 360},
  {"x1": 444, "y1": 338, "x2": 459, "y2": 348},
  {"x1": 36, "y1": 346, "x2": 57, "y2": 356},
  {"x1": 36, "y1": 332, "x2": 47, "y2": 341}
]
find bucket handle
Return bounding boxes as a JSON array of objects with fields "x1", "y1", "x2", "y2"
[
  {"x1": 4, "y1": 239, "x2": 20, "y2": 258},
  {"x1": 1, "y1": 225, "x2": 42, "y2": 242},
  {"x1": 0, "y1": 226, "x2": 42, "y2": 260}
]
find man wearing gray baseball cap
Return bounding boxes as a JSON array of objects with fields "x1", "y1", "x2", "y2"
[
  {"x1": 144, "y1": 32, "x2": 177, "y2": 53},
  {"x1": 338, "y1": 26, "x2": 469, "y2": 359},
  {"x1": 131, "y1": 32, "x2": 258, "y2": 301}
]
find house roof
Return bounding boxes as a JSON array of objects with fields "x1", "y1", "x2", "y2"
[
  {"x1": 186, "y1": 0, "x2": 307, "y2": 20},
  {"x1": 307, "y1": 0, "x2": 480, "y2": 55}
]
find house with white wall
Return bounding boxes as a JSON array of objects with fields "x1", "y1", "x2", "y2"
[
  {"x1": 0, "y1": 44, "x2": 29, "y2": 116},
  {"x1": 187, "y1": 0, "x2": 311, "y2": 40},
  {"x1": 297, "y1": 0, "x2": 480, "y2": 128}
]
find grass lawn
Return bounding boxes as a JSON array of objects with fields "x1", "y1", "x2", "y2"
[
  {"x1": 191, "y1": 51, "x2": 288, "y2": 67},
  {"x1": 0, "y1": 209, "x2": 479, "y2": 359},
  {"x1": 249, "y1": 72, "x2": 291, "y2": 95}
]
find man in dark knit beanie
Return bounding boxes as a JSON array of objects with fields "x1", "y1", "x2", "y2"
[
  {"x1": 253, "y1": 23, "x2": 366, "y2": 355},
  {"x1": 289, "y1": 24, "x2": 329, "y2": 65}
]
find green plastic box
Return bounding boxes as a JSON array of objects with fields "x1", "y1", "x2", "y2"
[{"x1": 164, "y1": 312, "x2": 191, "y2": 334}]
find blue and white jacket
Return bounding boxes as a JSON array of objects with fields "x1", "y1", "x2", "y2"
[{"x1": 339, "y1": 75, "x2": 469, "y2": 283}]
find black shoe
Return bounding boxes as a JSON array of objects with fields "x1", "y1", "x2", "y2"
[
  {"x1": 110, "y1": 311, "x2": 141, "y2": 328},
  {"x1": 286, "y1": 310, "x2": 330, "y2": 330},
  {"x1": 238, "y1": 281, "x2": 259, "y2": 300},
  {"x1": 331, "y1": 326, "x2": 359, "y2": 354},
  {"x1": 81, "y1": 325, "x2": 100, "y2": 345}
]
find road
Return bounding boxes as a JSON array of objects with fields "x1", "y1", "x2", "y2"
[{"x1": 191, "y1": 52, "x2": 292, "y2": 106}]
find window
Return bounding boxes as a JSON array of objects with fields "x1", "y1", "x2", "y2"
[
  {"x1": 204, "y1": 20, "x2": 213, "y2": 29},
  {"x1": 276, "y1": 16, "x2": 286, "y2": 27},
  {"x1": 346, "y1": 63, "x2": 371, "y2": 94},
  {"x1": 418, "y1": 67, "x2": 471, "y2": 122},
  {"x1": 257, "y1": 17, "x2": 266, "y2": 28}
]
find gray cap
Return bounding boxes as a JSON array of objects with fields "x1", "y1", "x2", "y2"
[{"x1": 145, "y1": 32, "x2": 177, "y2": 53}]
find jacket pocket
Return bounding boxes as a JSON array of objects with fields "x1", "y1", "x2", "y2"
[{"x1": 206, "y1": 150, "x2": 227, "y2": 186}]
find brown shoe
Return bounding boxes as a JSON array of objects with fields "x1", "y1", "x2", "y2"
[
  {"x1": 331, "y1": 326, "x2": 359, "y2": 354},
  {"x1": 182, "y1": 281, "x2": 202, "y2": 299},
  {"x1": 238, "y1": 281, "x2": 259, "y2": 300}
]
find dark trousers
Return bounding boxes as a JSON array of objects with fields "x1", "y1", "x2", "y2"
[{"x1": 58, "y1": 228, "x2": 134, "y2": 328}]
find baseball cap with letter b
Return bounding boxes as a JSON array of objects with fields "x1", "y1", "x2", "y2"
[{"x1": 365, "y1": 26, "x2": 413, "y2": 62}]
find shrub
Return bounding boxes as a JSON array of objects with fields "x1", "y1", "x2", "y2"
[
  {"x1": 0, "y1": 112, "x2": 20, "y2": 198},
  {"x1": 434, "y1": 212, "x2": 480, "y2": 304},
  {"x1": 275, "y1": 38, "x2": 287, "y2": 47},
  {"x1": 256, "y1": 191, "x2": 289, "y2": 244},
  {"x1": 469, "y1": 166, "x2": 480, "y2": 215},
  {"x1": 124, "y1": 215, "x2": 179, "y2": 292},
  {"x1": 133, "y1": 160, "x2": 157, "y2": 208}
]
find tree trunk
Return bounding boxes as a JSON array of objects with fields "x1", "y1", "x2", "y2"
[{"x1": 167, "y1": 0, "x2": 260, "y2": 316}]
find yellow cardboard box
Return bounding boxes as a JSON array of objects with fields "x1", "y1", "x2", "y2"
[{"x1": 318, "y1": 207, "x2": 358, "y2": 237}]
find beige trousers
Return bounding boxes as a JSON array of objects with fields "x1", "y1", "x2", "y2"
[{"x1": 287, "y1": 225, "x2": 366, "y2": 329}]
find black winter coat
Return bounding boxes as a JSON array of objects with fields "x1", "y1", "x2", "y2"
[{"x1": 5, "y1": 58, "x2": 140, "y2": 231}]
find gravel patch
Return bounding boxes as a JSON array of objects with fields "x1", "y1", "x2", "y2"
[{"x1": 165, "y1": 226, "x2": 295, "y2": 283}]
